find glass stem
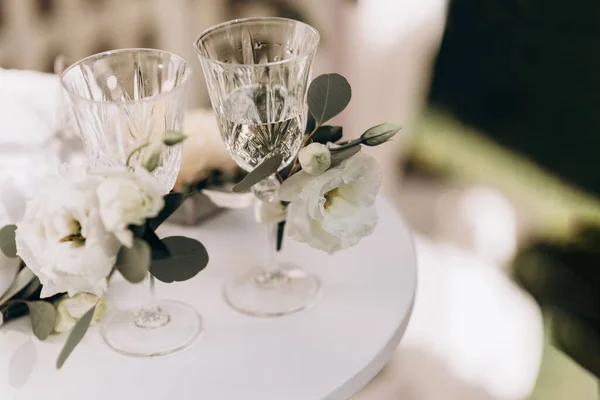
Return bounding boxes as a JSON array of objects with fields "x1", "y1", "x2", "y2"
[
  {"x1": 264, "y1": 222, "x2": 278, "y2": 274},
  {"x1": 256, "y1": 221, "x2": 289, "y2": 288},
  {"x1": 252, "y1": 174, "x2": 290, "y2": 287},
  {"x1": 134, "y1": 273, "x2": 170, "y2": 329}
]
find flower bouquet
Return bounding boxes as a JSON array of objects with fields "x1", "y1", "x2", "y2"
[
  {"x1": 0, "y1": 133, "x2": 209, "y2": 368},
  {"x1": 228, "y1": 72, "x2": 400, "y2": 254}
]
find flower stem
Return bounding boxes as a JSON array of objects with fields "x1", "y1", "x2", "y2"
[
  {"x1": 331, "y1": 138, "x2": 362, "y2": 151},
  {"x1": 125, "y1": 142, "x2": 151, "y2": 168}
]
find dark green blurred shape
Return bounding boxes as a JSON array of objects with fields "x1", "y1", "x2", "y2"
[
  {"x1": 513, "y1": 224, "x2": 600, "y2": 377},
  {"x1": 429, "y1": 0, "x2": 600, "y2": 196},
  {"x1": 429, "y1": 0, "x2": 600, "y2": 379}
]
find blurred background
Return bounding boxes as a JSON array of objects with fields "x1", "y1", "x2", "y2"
[{"x1": 0, "y1": 0, "x2": 598, "y2": 399}]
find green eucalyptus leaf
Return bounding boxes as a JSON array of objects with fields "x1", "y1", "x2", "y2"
[
  {"x1": 143, "y1": 228, "x2": 171, "y2": 259},
  {"x1": 163, "y1": 131, "x2": 187, "y2": 146},
  {"x1": 26, "y1": 301, "x2": 56, "y2": 340},
  {"x1": 150, "y1": 236, "x2": 209, "y2": 283},
  {"x1": 361, "y1": 122, "x2": 401, "y2": 146},
  {"x1": 308, "y1": 73, "x2": 352, "y2": 125},
  {"x1": 0, "y1": 224, "x2": 18, "y2": 258},
  {"x1": 311, "y1": 126, "x2": 343, "y2": 144},
  {"x1": 115, "y1": 239, "x2": 151, "y2": 283},
  {"x1": 17, "y1": 277, "x2": 41, "y2": 300},
  {"x1": 148, "y1": 192, "x2": 188, "y2": 230},
  {"x1": 56, "y1": 303, "x2": 96, "y2": 369},
  {"x1": 330, "y1": 145, "x2": 361, "y2": 168},
  {"x1": 1, "y1": 301, "x2": 28, "y2": 322},
  {"x1": 0, "y1": 267, "x2": 35, "y2": 306},
  {"x1": 552, "y1": 311, "x2": 600, "y2": 377},
  {"x1": 232, "y1": 153, "x2": 283, "y2": 193}
]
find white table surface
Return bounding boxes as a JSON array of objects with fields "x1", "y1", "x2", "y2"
[{"x1": 0, "y1": 197, "x2": 417, "y2": 400}]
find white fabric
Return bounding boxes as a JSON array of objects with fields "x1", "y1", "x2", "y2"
[
  {"x1": 0, "y1": 69, "x2": 62, "y2": 227},
  {"x1": 0, "y1": 69, "x2": 60, "y2": 146}
]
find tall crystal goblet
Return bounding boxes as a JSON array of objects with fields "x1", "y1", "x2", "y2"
[
  {"x1": 194, "y1": 18, "x2": 321, "y2": 317},
  {"x1": 61, "y1": 48, "x2": 201, "y2": 356}
]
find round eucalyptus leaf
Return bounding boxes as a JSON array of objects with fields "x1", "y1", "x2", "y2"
[
  {"x1": 308, "y1": 74, "x2": 352, "y2": 125},
  {"x1": 25, "y1": 301, "x2": 56, "y2": 340},
  {"x1": 0, "y1": 224, "x2": 18, "y2": 258},
  {"x1": 150, "y1": 236, "x2": 209, "y2": 283},
  {"x1": 115, "y1": 239, "x2": 151, "y2": 283}
]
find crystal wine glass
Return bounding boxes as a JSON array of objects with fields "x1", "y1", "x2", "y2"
[
  {"x1": 194, "y1": 17, "x2": 321, "y2": 317},
  {"x1": 61, "y1": 48, "x2": 201, "y2": 356}
]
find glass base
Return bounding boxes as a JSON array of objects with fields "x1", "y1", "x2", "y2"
[
  {"x1": 223, "y1": 262, "x2": 321, "y2": 317},
  {"x1": 101, "y1": 299, "x2": 202, "y2": 357}
]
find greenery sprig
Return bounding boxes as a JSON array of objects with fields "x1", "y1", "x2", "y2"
[
  {"x1": 0, "y1": 130, "x2": 208, "y2": 369},
  {"x1": 231, "y1": 73, "x2": 401, "y2": 193}
]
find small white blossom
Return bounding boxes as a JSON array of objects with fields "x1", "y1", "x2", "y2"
[
  {"x1": 15, "y1": 168, "x2": 120, "y2": 298},
  {"x1": 54, "y1": 293, "x2": 107, "y2": 333},
  {"x1": 96, "y1": 168, "x2": 164, "y2": 248},
  {"x1": 298, "y1": 143, "x2": 331, "y2": 176},
  {"x1": 279, "y1": 152, "x2": 381, "y2": 253}
]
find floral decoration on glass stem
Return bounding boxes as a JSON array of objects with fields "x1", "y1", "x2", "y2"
[
  {"x1": 0, "y1": 132, "x2": 209, "y2": 369},
  {"x1": 232, "y1": 73, "x2": 401, "y2": 254}
]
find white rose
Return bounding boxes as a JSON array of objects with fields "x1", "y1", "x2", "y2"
[
  {"x1": 175, "y1": 109, "x2": 238, "y2": 191},
  {"x1": 54, "y1": 293, "x2": 107, "y2": 333},
  {"x1": 279, "y1": 152, "x2": 381, "y2": 253},
  {"x1": 96, "y1": 167, "x2": 165, "y2": 248},
  {"x1": 15, "y1": 169, "x2": 120, "y2": 298},
  {"x1": 298, "y1": 143, "x2": 331, "y2": 176}
]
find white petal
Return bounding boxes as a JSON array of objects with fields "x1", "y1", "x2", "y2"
[
  {"x1": 115, "y1": 230, "x2": 134, "y2": 248},
  {"x1": 337, "y1": 153, "x2": 381, "y2": 207},
  {"x1": 278, "y1": 171, "x2": 315, "y2": 202}
]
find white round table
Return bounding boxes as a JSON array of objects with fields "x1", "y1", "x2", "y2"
[{"x1": 0, "y1": 197, "x2": 416, "y2": 400}]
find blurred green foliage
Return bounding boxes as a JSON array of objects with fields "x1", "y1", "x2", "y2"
[
  {"x1": 513, "y1": 223, "x2": 600, "y2": 377},
  {"x1": 428, "y1": 0, "x2": 600, "y2": 382},
  {"x1": 429, "y1": 0, "x2": 600, "y2": 196}
]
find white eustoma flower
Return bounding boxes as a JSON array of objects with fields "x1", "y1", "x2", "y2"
[
  {"x1": 298, "y1": 143, "x2": 331, "y2": 176},
  {"x1": 15, "y1": 169, "x2": 120, "y2": 298},
  {"x1": 96, "y1": 168, "x2": 165, "y2": 248},
  {"x1": 279, "y1": 152, "x2": 381, "y2": 253},
  {"x1": 54, "y1": 293, "x2": 107, "y2": 333}
]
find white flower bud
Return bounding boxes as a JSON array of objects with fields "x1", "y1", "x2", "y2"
[
  {"x1": 54, "y1": 293, "x2": 107, "y2": 333},
  {"x1": 141, "y1": 140, "x2": 163, "y2": 172},
  {"x1": 361, "y1": 122, "x2": 401, "y2": 146},
  {"x1": 298, "y1": 143, "x2": 331, "y2": 176}
]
